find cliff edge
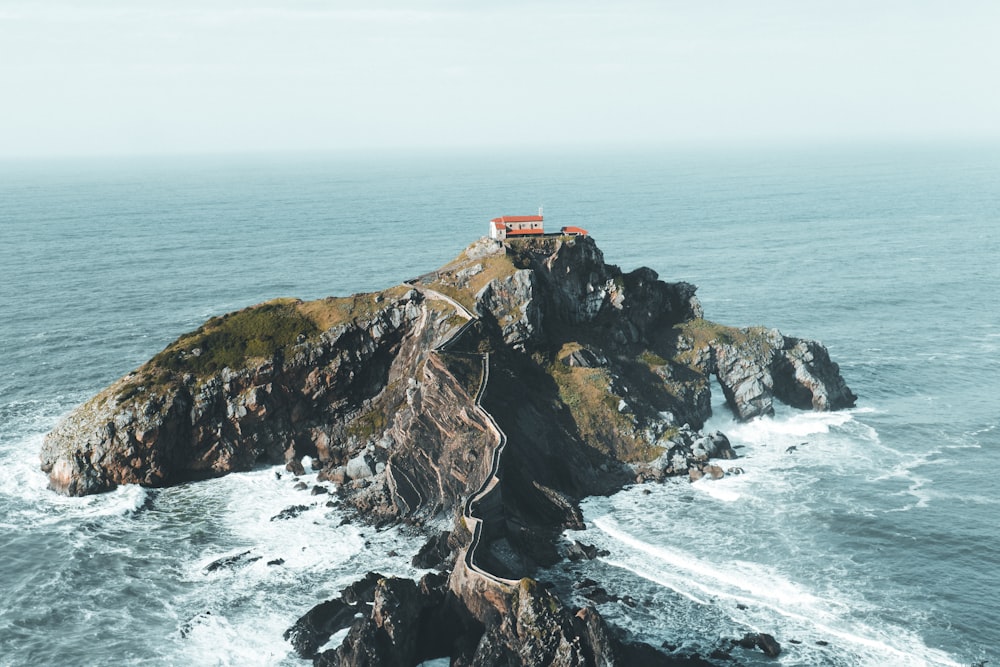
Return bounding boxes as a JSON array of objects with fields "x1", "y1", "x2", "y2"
[{"x1": 41, "y1": 235, "x2": 855, "y2": 665}]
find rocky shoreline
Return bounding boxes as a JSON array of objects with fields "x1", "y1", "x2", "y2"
[{"x1": 41, "y1": 235, "x2": 855, "y2": 665}]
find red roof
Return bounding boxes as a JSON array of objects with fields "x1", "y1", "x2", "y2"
[
  {"x1": 493, "y1": 221, "x2": 505, "y2": 229},
  {"x1": 491, "y1": 215, "x2": 544, "y2": 224},
  {"x1": 560, "y1": 226, "x2": 589, "y2": 235},
  {"x1": 507, "y1": 228, "x2": 545, "y2": 235}
]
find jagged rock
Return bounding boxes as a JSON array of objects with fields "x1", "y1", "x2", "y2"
[
  {"x1": 682, "y1": 327, "x2": 856, "y2": 421},
  {"x1": 41, "y1": 290, "x2": 429, "y2": 496},
  {"x1": 582, "y1": 586, "x2": 617, "y2": 604},
  {"x1": 573, "y1": 606, "x2": 622, "y2": 665},
  {"x1": 313, "y1": 573, "x2": 457, "y2": 667},
  {"x1": 756, "y1": 633, "x2": 782, "y2": 657},
  {"x1": 564, "y1": 540, "x2": 599, "y2": 561},
  {"x1": 284, "y1": 572, "x2": 385, "y2": 658},
  {"x1": 774, "y1": 338, "x2": 857, "y2": 411},
  {"x1": 737, "y1": 632, "x2": 782, "y2": 658},
  {"x1": 412, "y1": 531, "x2": 452, "y2": 570},
  {"x1": 42, "y1": 235, "x2": 855, "y2": 666},
  {"x1": 284, "y1": 597, "x2": 354, "y2": 658},
  {"x1": 704, "y1": 464, "x2": 725, "y2": 480},
  {"x1": 269, "y1": 504, "x2": 309, "y2": 521},
  {"x1": 561, "y1": 347, "x2": 607, "y2": 368},
  {"x1": 203, "y1": 550, "x2": 260, "y2": 573},
  {"x1": 319, "y1": 466, "x2": 347, "y2": 484}
]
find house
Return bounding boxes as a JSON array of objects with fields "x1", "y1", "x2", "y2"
[
  {"x1": 488, "y1": 212, "x2": 589, "y2": 240},
  {"x1": 489, "y1": 215, "x2": 544, "y2": 240}
]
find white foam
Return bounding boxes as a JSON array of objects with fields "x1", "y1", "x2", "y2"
[
  {"x1": 690, "y1": 477, "x2": 741, "y2": 502},
  {"x1": 593, "y1": 515, "x2": 822, "y2": 610},
  {"x1": 0, "y1": 430, "x2": 155, "y2": 529},
  {"x1": 165, "y1": 464, "x2": 431, "y2": 664},
  {"x1": 317, "y1": 626, "x2": 352, "y2": 655},
  {"x1": 591, "y1": 516, "x2": 962, "y2": 666},
  {"x1": 177, "y1": 605, "x2": 297, "y2": 667}
]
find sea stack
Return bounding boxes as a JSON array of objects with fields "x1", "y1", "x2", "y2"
[{"x1": 41, "y1": 234, "x2": 855, "y2": 664}]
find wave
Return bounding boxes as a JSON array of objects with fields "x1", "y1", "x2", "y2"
[
  {"x1": 0, "y1": 416, "x2": 430, "y2": 666},
  {"x1": 589, "y1": 515, "x2": 962, "y2": 666},
  {"x1": 556, "y1": 402, "x2": 978, "y2": 666}
]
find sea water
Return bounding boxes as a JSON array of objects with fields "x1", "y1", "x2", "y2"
[{"x1": 1, "y1": 145, "x2": 998, "y2": 665}]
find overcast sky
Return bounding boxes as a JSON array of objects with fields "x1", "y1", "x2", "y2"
[{"x1": 2, "y1": 0, "x2": 998, "y2": 158}]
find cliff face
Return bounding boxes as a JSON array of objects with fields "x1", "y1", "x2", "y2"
[
  {"x1": 41, "y1": 234, "x2": 855, "y2": 665},
  {"x1": 41, "y1": 288, "x2": 492, "y2": 509}
]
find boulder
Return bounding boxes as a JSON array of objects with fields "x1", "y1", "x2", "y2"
[
  {"x1": 564, "y1": 540, "x2": 600, "y2": 561},
  {"x1": 773, "y1": 339, "x2": 857, "y2": 411},
  {"x1": 411, "y1": 531, "x2": 452, "y2": 570},
  {"x1": 313, "y1": 574, "x2": 455, "y2": 667},
  {"x1": 737, "y1": 632, "x2": 782, "y2": 658},
  {"x1": 284, "y1": 571, "x2": 386, "y2": 658},
  {"x1": 345, "y1": 453, "x2": 374, "y2": 481}
]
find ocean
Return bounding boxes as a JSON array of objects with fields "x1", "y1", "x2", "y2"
[{"x1": 1, "y1": 145, "x2": 998, "y2": 666}]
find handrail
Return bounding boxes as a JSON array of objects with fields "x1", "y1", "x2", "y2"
[{"x1": 410, "y1": 284, "x2": 518, "y2": 588}]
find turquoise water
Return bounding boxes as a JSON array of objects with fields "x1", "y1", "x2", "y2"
[{"x1": 1, "y1": 146, "x2": 998, "y2": 665}]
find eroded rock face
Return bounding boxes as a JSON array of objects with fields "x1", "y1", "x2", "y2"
[
  {"x1": 681, "y1": 327, "x2": 857, "y2": 421},
  {"x1": 43, "y1": 236, "x2": 853, "y2": 497},
  {"x1": 43, "y1": 234, "x2": 854, "y2": 665},
  {"x1": 300, "y1": 572, "x2": 646, "y2": 667},
  {"x1": 470, "y1": 237, "x2": 701, "y2": 352},
  {"x1": 40, "y1": 291, "x2": 451, "y2": 497}
]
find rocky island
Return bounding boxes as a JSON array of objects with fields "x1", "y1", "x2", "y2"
[{"x1": 42, "y1": 235, "x2": 855, "y2": 665}]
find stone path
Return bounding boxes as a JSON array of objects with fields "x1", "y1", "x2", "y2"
[{"x1": 414, "y1": 285, "x2": 518, "y2": 588}]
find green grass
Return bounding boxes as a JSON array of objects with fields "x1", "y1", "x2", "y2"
[
  {"x1": 120, "y1": 287, "x2": 414, "y2": 399},
  {"x1": 426, "y1": 251, "x2": 519, "y2": 311},
  {"x1": 639, "y1": 349, "x2": 668, "y2": 367},
  {"x1": 151, "y1": 299, "x2": 319, "y2": 376},
  {"x1": 345, "y1": 407, "x2": 389, "y2": 440},
  {"x1": 676, "y1": 318, "x2": 744, "y2": 346},
  {"x1": 549, "y1": 360, "x2": 641, "y2": 460}
]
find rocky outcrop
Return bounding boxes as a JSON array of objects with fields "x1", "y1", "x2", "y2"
[
  {"x1": 635, "y1": 427, "x2": 738, "y2": 483},
  {"x1": 675, "y1": 325, "x2": 857, "y2": 421},
  {"x1": 465, "y1": 236, "x2": 701, "y2": 352},
  {"x1": 42, "y1": 234, "x2": 857, "y2": 666},
  {"x1": 40, "y1": 289, "x2": 497, "y2": 523},
  {"x1": 297, "y1": 571, "x2": 712, "y2": 667}
]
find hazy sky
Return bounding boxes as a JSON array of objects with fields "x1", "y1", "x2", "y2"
[{"x1": 2, "y1": 0, "x2": 999, "y2": 157}]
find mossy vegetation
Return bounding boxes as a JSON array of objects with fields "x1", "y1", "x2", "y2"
[
  {"x1": 544, "y1": 342, "x2": 671, "y2": 463},
  {"x1": 425, "y1": 249, "x2": 519, "y2": 311},
  {"x1": 639, "y1": 349, "x2": 668, "y2": 367},
  {"x1": 672, "y1": 319, "x2": 777, "y2": 370},
  {"x1": 345, "y1": 407, "x2": 389, "y2": 441},
  {"x1": 150, "y1": 299, "x2": 319, "y2": 376},
  {"x1": 128, "y1": 288, "x2": 410, "y2": 393},
  {"x1": 676, "y1": 318, "x2": 744, "y2": 347},
  {"x1": 548, "y1": 357, "x2": 635, "y2": 460},
  {"x1": 298, "y1": 285, "x2": 409, "y2": 330}
]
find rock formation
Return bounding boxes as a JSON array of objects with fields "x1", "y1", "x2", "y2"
[{"x1": 41, "y1": 234, "x2": 855, "y2": 665}]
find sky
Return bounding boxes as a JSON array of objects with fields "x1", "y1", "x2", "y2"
[{"x1": 1, "y1": 0, "x2": 999, "y2": 158}]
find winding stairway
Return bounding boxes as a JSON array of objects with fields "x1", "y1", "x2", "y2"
[{"x1": 412, "y1": 285, "x2": 519, "y2": 589}]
